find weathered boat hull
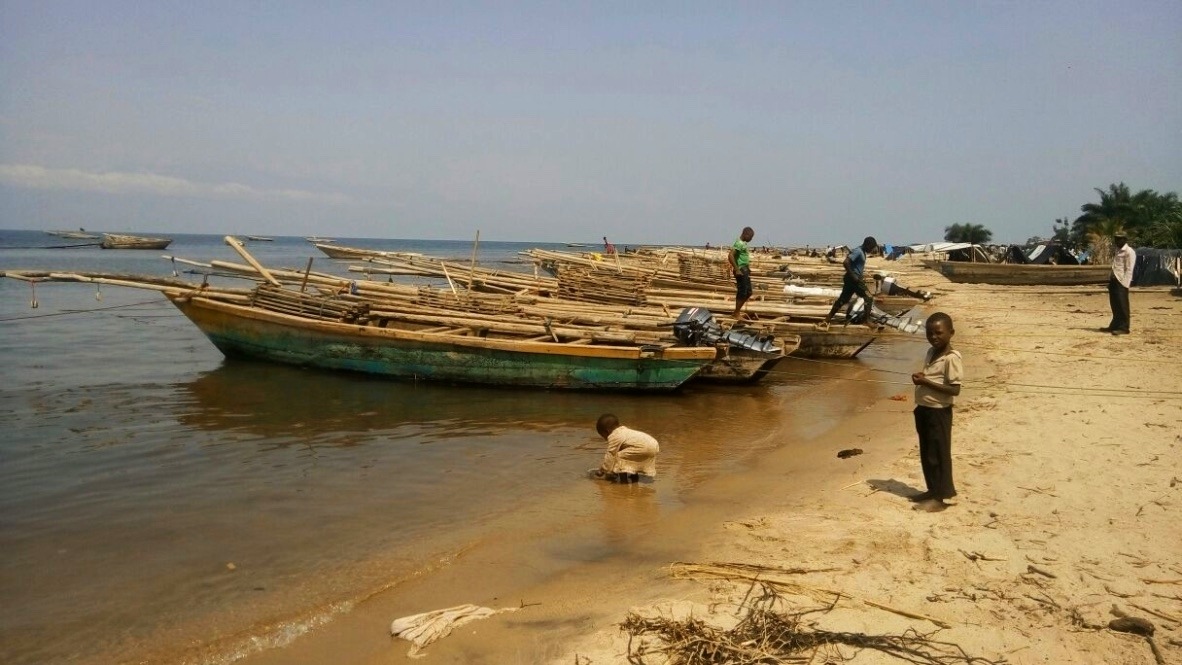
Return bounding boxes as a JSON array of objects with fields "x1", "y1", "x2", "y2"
[
  {"x1": 100, "y1": 234, "x2": 172, "y2": 250},
  {"x1": 695, "y1": 348, "x2": 788, "y2": 384},
  {"x1": 779, "y1": 326, "x2": 876, "y2": 359},
  {"x1": 314, "y1": 243, "x2": 390, "y2": 259},
  {"x1": 167, "y1": 295, "x2": 714, "y2": 391},
  {"x1": 933, "y1": 262, "x2": 1110, "y2": 286}
]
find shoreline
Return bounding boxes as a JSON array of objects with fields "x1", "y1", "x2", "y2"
[{"x1": 239, "y1": 269, "x2": 1181, "y2": 664}]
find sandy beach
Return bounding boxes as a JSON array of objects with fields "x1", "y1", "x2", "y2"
[{"x1": 237, "y1": 263, "x2": 1181, "y2": 665}]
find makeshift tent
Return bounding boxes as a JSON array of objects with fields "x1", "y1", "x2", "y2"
[
  {"x1": 1025, "y1": 243, "x2": 1081, "y2": 265},
  {"x1": 1132, "y1": 248, "x2": 1182, "y2": 287},
  {"x1": 907, "y1": 241, "x2": 991, "y2": 262}
]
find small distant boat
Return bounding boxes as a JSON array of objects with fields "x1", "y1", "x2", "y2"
[
  {"x1": 565, "y1": 243, "x2": 587, "y2": 248},
  {"x1": 245, "y1": 235, "x2": 274, "y2": 242},
  {"x1": 100, "y1": 233, "x2": 173, "y2": 250},
  {"x1": 305, "y1": 236, "x2": 336, "y2": 243},
  {"x1": 313, "y1": 243, "x2": 397, "y2": 260},
  {"x1": 46, "y1": 228, "x2": 101, "y2": 240}
]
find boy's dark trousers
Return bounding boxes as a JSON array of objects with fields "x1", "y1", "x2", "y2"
[
  {"x1": 1107, "y1": 275, "x2": 1130, "y2": 332},
  {"x1": 914, "y1": 405, "x2": 956, "y2": 499},
  {"x1": 827, "y1": 274, "x2": 872, "y2": 320}
]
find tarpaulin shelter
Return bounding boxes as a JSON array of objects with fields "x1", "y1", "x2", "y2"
[
  {"x1": 909, "y1": 242, "x2": 991, "y2": 262},
  {"x1": 1132, "y1": 248, "x2": 1182, "y2": 287}
]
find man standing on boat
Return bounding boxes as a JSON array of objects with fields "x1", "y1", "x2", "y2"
[
  {"x1": 1103, "y1": 231, "x2": 1136, "y2": 336},
  {"x1": 823, "y1": 236, "x2": 878, "y2": 326},
  {"x1": 729, "y1": 227, "x2": 755, "y2": 320}
]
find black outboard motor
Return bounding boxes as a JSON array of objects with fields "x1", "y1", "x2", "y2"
[{"x1": 673, "y1": 307, "x2": 781, "y2": 353}]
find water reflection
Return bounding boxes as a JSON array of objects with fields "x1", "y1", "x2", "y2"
[{"x1": 176, "y1": 360, "x2": 732, "y2": 441}]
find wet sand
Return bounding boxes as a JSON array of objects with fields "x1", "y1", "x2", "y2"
[{"x1": 238, "y1": 266, "x2": 1182, "y2": 665}]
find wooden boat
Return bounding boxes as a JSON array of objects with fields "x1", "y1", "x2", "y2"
[
  {"x1": 305, "y1": 236, "x2": 336, "y2": 243},
  {"x1": 2, "y1": 260, "x2": 716, "y2": 391},
  {"x1": 47, "y1": 229, "x2": 101, "y2": 239},
  {"x1": 352, "y1": 252, "x2": 878, "y2": 358},
  {"x1": 165, "y1": 289, "x2": 715, "y2": 391},
  {"x1": 100, "y1": 233, "x2": 173, "y2": 250},
  {"x1": 932, "y1": 261, "x2": 1110, "y2": 286},
  {"x1": 245, "y1": 235, "x2": 274, "y2": 242},
  {"x1": 315, "y1": 243, "x2": 397, "y2": 260},
  {"x1": 789, "y1": 325, "x2": 877, "y2": 358},
  {"x1": 694, "y1": 343, "x2": 793, "y2": 384}
]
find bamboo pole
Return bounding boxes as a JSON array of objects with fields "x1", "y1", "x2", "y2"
[
  {"x1": 224, "y1": 236, "x2": 280, "y2": 286},
  {"x1": 468, "y1": 229, "x2": 480, "y2": 290},
  {"x1": 300, "y1": 257, "x2": 314, "y2": 293}
]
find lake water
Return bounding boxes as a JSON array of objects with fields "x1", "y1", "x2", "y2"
[{"x1": 0, "y1": 229, "x2": 921, "y2": 664}]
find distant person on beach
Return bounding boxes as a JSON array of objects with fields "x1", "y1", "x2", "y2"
[
  {"x1": 1103, "y1": 232, "x2": 1136, "y2": 336},
  {"x1": 591, "y1": 413, "x2": 659, "y2": 483},
  {"x1": 823, "y1": 236, "x2": 878, "y2": 326},
  {"x1": 603, "y1": 236, "x2": 616, "y2": 255},
  {"x1": 873, "y1": 272, "x2": 932, "y2": 301},
  {"x1": 910, "y1": 312, "x2": 963, "y2": 512},
  {"x1": 729, "y1": 226, "x2": 755, "y2": 319}
]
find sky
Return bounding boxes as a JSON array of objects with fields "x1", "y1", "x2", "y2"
[{"x1": 1, "y1": 2, "x2": 1179, "y2": 246}]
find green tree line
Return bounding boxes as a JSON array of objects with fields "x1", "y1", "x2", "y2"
[{"x1": 1056, "y1": 183, "x2": 1182, "y2": 250}]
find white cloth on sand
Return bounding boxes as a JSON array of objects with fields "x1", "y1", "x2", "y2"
[{"x1": 390, "y1": 603, "x2": 518, "y2": 658}]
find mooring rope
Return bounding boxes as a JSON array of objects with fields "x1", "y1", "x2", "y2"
[{"x1": 0, "y1": 298, "x2": 169, "y2": 322}]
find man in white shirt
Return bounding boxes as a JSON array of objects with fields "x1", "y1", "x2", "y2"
[{"x1": 1104, "y1": 232, "x2": 1136, "y2": 336}]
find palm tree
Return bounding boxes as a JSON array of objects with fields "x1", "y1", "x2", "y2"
[
  {"x1": 943, "y1": 223, "x2": 993, "y2": 244},
  {"x1": 1073, "y1": 183, "x2": 1182, "y2": 249},
  {"x1": 1132, "y1": 190, "x2": 1182, "y2": 248}
]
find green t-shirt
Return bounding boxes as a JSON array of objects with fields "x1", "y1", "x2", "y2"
[{"x1": 732, "y1": 238, "x2": 750, "y2": 268}]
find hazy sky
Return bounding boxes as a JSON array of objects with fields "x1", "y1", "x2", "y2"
[{"x1": 2, "y1": 2, "x2": 1179, "y2": 245}]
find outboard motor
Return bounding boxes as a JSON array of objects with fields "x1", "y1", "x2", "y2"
[{"x1": 673, "y1": 307, "x2": 781, "y2": 353}]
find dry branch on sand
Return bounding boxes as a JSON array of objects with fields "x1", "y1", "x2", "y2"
[{"x1": 620, "y1": 583, "x2": 1005, "y2": 664}]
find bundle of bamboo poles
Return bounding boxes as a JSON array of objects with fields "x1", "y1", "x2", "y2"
[
  {"x1": 554, "y1": 263, "x2": 650, "y2": 306},
  {"x1": 412, "y1": 285, "x2": 517, "y2": 316},
  {"x1": 251, "y1": 284, "x2": 369, "y2": 322},
  {"x1": 677, "y1": 253, "x2": 730, "y2": 281}
]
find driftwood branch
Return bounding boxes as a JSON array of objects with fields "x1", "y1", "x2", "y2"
[{"x1": 622, "y1": 583, "x2": 1002, "y2": 664}]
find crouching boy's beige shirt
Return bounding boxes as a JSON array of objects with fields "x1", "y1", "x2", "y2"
[{"x1": 601, "y1": 426, "x2": 659, "y2": 477}]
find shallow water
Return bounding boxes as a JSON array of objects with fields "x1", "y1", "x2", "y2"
[{"x1": 0, "y1": 230, "x2": 923, "y2": 664}]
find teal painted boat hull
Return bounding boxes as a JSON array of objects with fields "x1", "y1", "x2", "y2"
[{"x1": 169, "y1": 295, "x2": 713, "y2": 391}]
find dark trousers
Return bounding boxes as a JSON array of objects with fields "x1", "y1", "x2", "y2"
[
  {"x1": 1107, "y1": 276, "x2": 1130, "y2": 332},
  {"x1": 914, "y1": 406, "x2": 956, "y2": 499},
  {"x1": 826, "y1": 274, "x2": 872, "y2": 319}
]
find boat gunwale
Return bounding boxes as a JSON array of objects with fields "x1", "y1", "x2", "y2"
[{"x1": 167, "y1": 292, "x2": 718, "y2": 362}]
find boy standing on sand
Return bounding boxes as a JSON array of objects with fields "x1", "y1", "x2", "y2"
[
  {"x1": 910, "y1": 312, "x2": 962, "y2": 512},
  {"x1": 592, "y1": 413, "x2": 659, "y2": 483},
  {"x1": 729, "y1": 227, "x2": 755, "y2": 319}
]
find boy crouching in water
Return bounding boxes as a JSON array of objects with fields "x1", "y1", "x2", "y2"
[
  {"x1": 910, "y1": 312, "x2": 962, "y2": 512},
  {"x1": 592, "y1": 413, "x2": 659, "y2": 483}
]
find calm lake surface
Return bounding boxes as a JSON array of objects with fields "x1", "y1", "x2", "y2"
[{"x1": 0, "y1": 229, "x2": 922, "y2": 664}]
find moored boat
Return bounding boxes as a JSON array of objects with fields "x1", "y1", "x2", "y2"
[
  {"x1": 47, "y1": 229, "x2": 101, "y2": 239},
  {"x1": 166, "y1": 290, "x2": 715, "y2": 391},
  {"x1": 314, "y1": 243, "x2": 395, "y2": 260},
  {"x1": 245, "y1": 235, "x2": 274, "y2": 241},
  {"x1": 932, "y1": 261, "x2": 1110, "y2": 285},
  {"x1": 100, "y1": 233, "x2": 173, "y2": 250}
]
